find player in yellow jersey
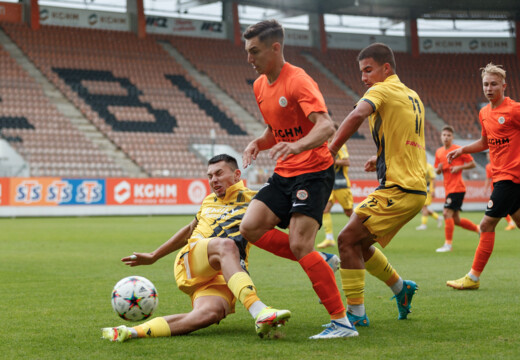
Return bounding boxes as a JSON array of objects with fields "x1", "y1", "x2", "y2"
[
  {"x1": 328, "y1": 43, "x2": 426, "y2": 331},
  {"x1": 101, "y1": 154, "x2": 290, "y2": 342},
  {"x1": 416, "y1": 163, "x2": 442, "y2": 230},
  {"x1": 317, "y1": 142, "x2": 353, "y2": 249}
]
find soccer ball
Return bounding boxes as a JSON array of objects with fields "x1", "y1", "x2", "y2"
[{"x1": 111, "y1": 276, "x2": 158, "y2": 321}]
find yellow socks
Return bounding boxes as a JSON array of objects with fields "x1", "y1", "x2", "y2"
[
  {"x1": 340, "y1": 268, "x2": 365, "y2": 306},
  {"x1": 134, "y1": 317, "x2": 171, "y2": 338},
  {"x1": 322, "y1": 212, "x2": 334, "y2": 238},
  {"x1": 365, "y1": 247, "x2": 399, "y2": 286},
  {"x1": 227, "y1": 271, "x2": 260, "y2": 310}
]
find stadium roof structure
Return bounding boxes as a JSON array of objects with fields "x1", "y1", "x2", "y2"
[{"x1": 181, "y1": 0, "x2": 520, "y2": 21}]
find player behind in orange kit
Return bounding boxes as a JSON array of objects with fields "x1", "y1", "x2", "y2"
[
  {"x1": 434, "y1": 125, "x2": 479, "y2": 252},
  {"x1": 447, "y1": 63, "x2": 520, "y2": 290}
]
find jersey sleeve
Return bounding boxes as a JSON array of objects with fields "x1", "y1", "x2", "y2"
[
  {"x1": 460, "y1": 153, "x2": 474, "y2": 163},
  {"x1": 434, "y1": 149, "x2": 440, "y2": 168},
  {"x1": 289, "y1": 74, "x2": 328, "y2": 117},
  {"x1": 359, "y1": 84, "x2": 386, "y2": 113}
]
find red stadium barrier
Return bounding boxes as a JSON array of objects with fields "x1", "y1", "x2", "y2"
[{"x1": 0, "y1": 2, "x2": 22, "y2": 24}]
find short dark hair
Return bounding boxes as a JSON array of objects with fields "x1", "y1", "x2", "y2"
[
  {"x1": 442, "y1": 125, "x2": 454, "y2": 133},
  {"x1": 357, "y1": 43, "x2": 396, "y2": 71},
  {"x1": 243, "y1": 19, "x2": 284, "y2": 47},
  {"x1": 208, "y1": 154, "x2": 238, "y2": 170}
]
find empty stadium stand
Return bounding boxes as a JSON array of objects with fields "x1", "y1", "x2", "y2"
[{"x1": 0, "y1": 39, "x2": 124, "y2": 178}]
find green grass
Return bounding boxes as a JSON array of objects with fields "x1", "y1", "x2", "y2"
[{"x1": 1, "y1": 213, "x2": 519, "y2": 359}]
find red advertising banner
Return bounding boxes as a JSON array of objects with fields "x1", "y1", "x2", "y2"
[
  {"x1": 0, "y1": 2, "x2": 22, "y2": 23},
  {"x1": 0, "y1": 178, "x2": 9, "y2": 205},
  {"x1": 106, "y1": 178, "x2": 211, "y2": 205}
]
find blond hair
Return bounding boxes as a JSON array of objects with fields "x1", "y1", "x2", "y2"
[{"x1": 481, "y1": 62, "x2": 506, "y2": 81}]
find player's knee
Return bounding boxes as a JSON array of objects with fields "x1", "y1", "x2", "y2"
[
  {"x1": 199, "y1": 307, "x2": 227, "y2": 326},
  {"x1": 214, "y1": 238, "x2": 239, "y2": 258}
]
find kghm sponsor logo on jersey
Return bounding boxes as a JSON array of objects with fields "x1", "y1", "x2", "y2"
[
  {"x1": 488, "y1": 137, "x2": 509, "y2": 146},
  {"x1": 272, "y1": 126, "x2": 303, "y2": 141}
]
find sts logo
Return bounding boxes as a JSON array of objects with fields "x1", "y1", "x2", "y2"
[
  {"x1": 76, "y1": 181, "x2": 103, "y2": 204},
  {"x1": 15, "y1": 180, "x2": 42, "y2": 204},
  {"x1": 47, "y1": 181, "x2": 73, "y2": 203}
]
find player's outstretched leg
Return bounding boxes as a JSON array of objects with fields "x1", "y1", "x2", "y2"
[
  {"x1": 254, "y1": 307, "x2": 291, "y2": 338},
  {"x1": 392, "y1": 280, "x2": 418, "y2": 320},
  {"x1": 101, "y1": 325, "x2": 131, "y2": 342}
]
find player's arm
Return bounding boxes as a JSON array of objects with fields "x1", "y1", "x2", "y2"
[
  {"x1": 269, "y1": 111, "x2": 334, "y2": 161},
  {"x1": 447, "y1": 136, "x2": 488, "y2": 163},
  {"x1": 329, "y1": 101, "x2": 373, "y2": 157},
  {"x1": 335, "y1": 158, "x2": 350, "y2": 167},
  {"x1": 243, "y1": 126, "x2": 277, "y2": 168},
  {"x1": 122, "y1": 218, "x2": 198, "y2": 267}
]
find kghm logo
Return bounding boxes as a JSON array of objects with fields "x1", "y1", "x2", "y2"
[
  {"x1": 40, "y1": 8, "x2": 49, "y2": 21},
  {"x1": 88, "y1": 13, "x2": 98, "y2": 26}
]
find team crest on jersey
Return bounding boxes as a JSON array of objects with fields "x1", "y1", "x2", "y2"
[
  {"x1": 498, "y1": 116, "x2": 505, "y2": 124},
  {"x1": 296, "y1": 189, "x2": 308, "y2": 200},
  {"x1": 279, "y1": 96, "x2": 288, "y2": 107},
  {"x1": 487, "y1": 200, "x2": 494, "y2": 209}
]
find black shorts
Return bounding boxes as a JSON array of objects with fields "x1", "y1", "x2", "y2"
[
  {"x1": 444, "y1": 192, "x2": 465, "y2": 211},
  {"x1": 254, "y1": 165, "x2": 334, "y2": 229},
  {"x1": 485, "y1": 180, "x2": 520, "y2": 218}
]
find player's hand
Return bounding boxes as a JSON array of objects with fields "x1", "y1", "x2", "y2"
[
  {"x1": 269, "y1": 141, "x2": 300, "y2": 161},
  {"x1": 243, "y1": 141, "x2": 260, "y2": 168},
  {"x1": 450, "y1": 165, "x2": 462, "y2": 174},
  {"x1": 364, "y1": 155, "x2": 377, "y2": 172},
  {"x1": 446, "y1": 148, "x2": 462, "y2": 164},
  {"x1": 121, "y1": 252, "x2": 155, "y2": 267}
]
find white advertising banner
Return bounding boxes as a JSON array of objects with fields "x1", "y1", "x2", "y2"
[
  {"x1": 39, "y1": 6, "x2": 129, "y2": 31},
  {"x1": 327, "y1": 32, "x2": 407, "y2": 52},
  {"x1": 146, "y1": 16, "x2": 227, "y2": 39},
  {"x1": 419, "y1": 37, "x2": 515, "y2": 54},
  {"x1": 284, "y1": 28, "x2": 311, "y2": 47}
]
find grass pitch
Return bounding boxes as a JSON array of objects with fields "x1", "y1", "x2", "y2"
[{"x1": 1, "y1": 212, "x2": 519, "y2": 359}]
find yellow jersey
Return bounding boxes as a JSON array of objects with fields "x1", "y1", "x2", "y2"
[
  {"x1": 188, "y1": 180, "x2": 255, "y2": 269},
  {"x1": 333, "y1": 144, "x2": 351, "y2": 190},
  {"x1": 425, "y1": 163, "x2": 436, "y2": 195},
  {"x1": 360, "y1": 74, "x2": 426, "y2": 194}
]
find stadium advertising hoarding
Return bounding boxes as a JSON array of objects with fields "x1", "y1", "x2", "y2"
[
  {"x1": 0, "y1": 177, "x2": 9, "y2": 205},
  {"x1": 8, "y1": 178, "x2": 105, "y2": 206},
  {"x1": 420, "y1": 37, "x2": 514, "y2": 54},
  {"x1": 39, "y1": 6, "x2": 128, "y2": 31},
  {"x1": 145, "y1": 16, "x2": 227, "y2": 39},
  {"x1": 0, "y1": 178, "x2": 488, "y2": 208},
  {"x1": 0, "y1": 2, "x2": 22, "y2": 24},
  {"x1": 106, "y1": 178, "x2": 211, "y2": 205}
]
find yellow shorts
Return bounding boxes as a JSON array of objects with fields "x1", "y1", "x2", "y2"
[
  {"x1": 329, "y1": 188, "x2": 353, "y2": 210},
  {"x1": 174, "y1": 237, "x2": 235, "y2": 310},
  {"x1": 424, "y1": 191, "x2": 433, "y2": 206},
  {"x1": 354, "y1": 187, "x2": 425, "y2": 248}
]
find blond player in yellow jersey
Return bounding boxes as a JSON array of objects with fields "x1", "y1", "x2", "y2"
[
  {"x1": 416, "y1": 163, "x2": 443, "y2": 230},
  {"x1": 317, "y1": 143, "x2": 353, "y2": 249},
  {"x1": 101, "y1": 155, "x2": 290, "y2": 342},
  {"x1": 328, "y1": 43, "x2": 426, "y2": 330}
]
